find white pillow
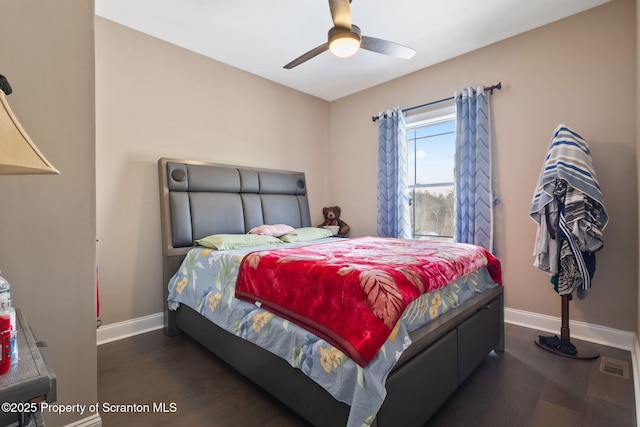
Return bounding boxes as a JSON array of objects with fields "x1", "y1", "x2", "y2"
[{"x1": 248, "y1": 224, "x2": 297, "y2": 237}]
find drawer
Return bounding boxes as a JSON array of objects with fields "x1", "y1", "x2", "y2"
[
  {"x1": 457, "y1": 297, "x2": 501, "y2": 385},
  {"x1": 378, "y1": 329, "x2": 458, "y2": 427}
]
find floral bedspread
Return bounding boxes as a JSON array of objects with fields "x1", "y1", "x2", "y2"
[
  {"x1": 168, "y1": 238, "x2": 501, "y2": 427},
  {"x1": 235, "y1": 237, "x2": 502, "y2": 367}
]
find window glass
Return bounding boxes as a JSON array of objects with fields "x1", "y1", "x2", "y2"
[{"x1": 406, "y1": 107, "x2": 455, "y2": 241}]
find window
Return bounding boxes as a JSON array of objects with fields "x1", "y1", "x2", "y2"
[{"x1": 405, "y1": 105, "x2": 456, "y2": 241}]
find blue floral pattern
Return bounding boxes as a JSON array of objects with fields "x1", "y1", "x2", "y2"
[{"x1": 168, "y1": 241, "x2": 499, "y2": 427}]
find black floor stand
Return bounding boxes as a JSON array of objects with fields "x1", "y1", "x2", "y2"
[{"x1": 534, "y1": 295, "x2": 599, "y2": 360}]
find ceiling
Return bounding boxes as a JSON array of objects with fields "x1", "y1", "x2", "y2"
[{"x1": 95, "y1": 0, "x2": 609, "y2": 102}]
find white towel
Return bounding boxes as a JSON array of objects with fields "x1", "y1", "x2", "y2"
[{"x1": 530, "y1": 124, "x2": 607, "y2": 227}]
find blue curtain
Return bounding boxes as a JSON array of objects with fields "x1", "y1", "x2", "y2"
[
  {"x1": 454, "y1": 86, "x2": 494, "y2": 251},
  {"x1": 377, "y1": 108, "x2": 410, "y2": 238}
]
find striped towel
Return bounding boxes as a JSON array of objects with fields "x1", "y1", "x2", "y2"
[{"x1": 530, "y1": 124, "x2": 608, "y2": 227}]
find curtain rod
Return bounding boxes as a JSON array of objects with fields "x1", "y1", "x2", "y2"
[{"x1": 371, "y1": 82, "x2": 502, "y2": 122}]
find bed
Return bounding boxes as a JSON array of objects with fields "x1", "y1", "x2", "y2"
[{"x1": 158, "y1": 158, "x2": 504, "y2": 427}]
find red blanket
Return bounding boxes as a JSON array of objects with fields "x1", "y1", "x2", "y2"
[{"x1": 235, "y1": 237, "x2": 502, "y2": 367}]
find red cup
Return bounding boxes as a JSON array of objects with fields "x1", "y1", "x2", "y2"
[{"x1": 0, "y1": 317, "x2": 11, "y2": 374}]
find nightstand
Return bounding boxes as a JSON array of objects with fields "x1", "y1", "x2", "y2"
[{"x1": 0, "y1": 309, "x2": 56, "y2": 427}]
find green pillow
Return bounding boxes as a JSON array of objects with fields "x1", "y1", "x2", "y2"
[
  {"x1": 279, "y1": 227, "x2": 333, "y2": 243},
  {"x1": 195, "y1": 234, "x2": 283, "y2": 250}
]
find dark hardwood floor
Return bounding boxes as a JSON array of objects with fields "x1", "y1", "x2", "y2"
[{"x1": 98, "y1": 323, "x2": 635, "y2": 426}]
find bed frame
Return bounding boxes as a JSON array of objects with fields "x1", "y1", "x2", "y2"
[{"x1": 158, "y1": 158, "x2": 504, "y2": 426}]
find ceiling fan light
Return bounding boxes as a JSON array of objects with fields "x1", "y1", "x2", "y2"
[{"x1": 329, "y1": 33, "x2": 360, "y2": 58}]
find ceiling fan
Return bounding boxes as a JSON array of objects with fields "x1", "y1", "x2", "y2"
[{"x1": 283, "y1": 0, "x2": 416, "y2": 69}]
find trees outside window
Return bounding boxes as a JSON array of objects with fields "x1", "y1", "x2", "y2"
[{"x1": 406, "y1": 107, "x2": 455, "y2": 241}]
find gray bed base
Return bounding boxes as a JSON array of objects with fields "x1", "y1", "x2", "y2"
[{"x1": 158, "y1": 158, "x2": 504, "y2": 426}]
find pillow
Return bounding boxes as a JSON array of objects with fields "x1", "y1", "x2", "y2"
[
  {"x1": 248, "y1": 224, "x2": 297, "y2": 237},
  {"x1": 278, "y1": 227, "x2": 333, "y2": 243},
  {"x1": 195, "y1": 234, "x2": 283, "y2": 250}
]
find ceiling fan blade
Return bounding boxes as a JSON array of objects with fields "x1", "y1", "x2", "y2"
[
  {"x1": 283, "y1": 43, "x2": 330, "y2": 69},
  {"x1": 360, "y1": 36, "x2": 416, "y2": 59},
  {"x1": 328, "y1": 0, "x2": 352, "y2": 29}
]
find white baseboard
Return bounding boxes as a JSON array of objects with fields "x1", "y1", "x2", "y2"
[
  {"x1": 64, "y1": 413, "x2": 102, "y2": 427},
  {"x1": 96, "y1": 312, "x2": 164, "y2": 345},
  {"x1": 504, "y1": 307, "x2": 635, "y2": 351},
  {"x1": 98, "y1": 308, "x2": 636, "y2": 349}
]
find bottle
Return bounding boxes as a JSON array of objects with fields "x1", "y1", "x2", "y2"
[{"x1": 0, "y1": 272, "x2": 10, "y2": 311}]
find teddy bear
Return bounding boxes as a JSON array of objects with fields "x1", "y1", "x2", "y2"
[{"x1": 318, "y1": 206, "x2": 350, "y2": 236}]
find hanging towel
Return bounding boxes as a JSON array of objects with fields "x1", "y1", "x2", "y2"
[
  {"x1": 530, "y1": 124, "x2": 608, "y2": 227},
  {"x1": 530, "y1": 124, "x2": 607, "y2": 298}
]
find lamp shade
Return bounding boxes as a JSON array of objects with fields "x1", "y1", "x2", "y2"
[
  {"x1": 329, "y1": 35, "x2": 360, "y2": 58},
  {"x1": 328, "y1": 26, "x2": 361, "y2": 59},
  {"x1": 0, "y1": 83, "x2": 59, "y2": 175}
]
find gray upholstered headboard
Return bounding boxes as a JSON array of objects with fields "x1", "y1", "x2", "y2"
[{"x1": 159, "y1": 158, "x2": 312, "y2": 255}]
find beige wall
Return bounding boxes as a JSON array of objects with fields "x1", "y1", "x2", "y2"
[
  {"x1": 0, "y1": 1, "x2": 97, "y2": 426},
  {"x1": 96, "y1": 1, "x2": 637, "y2": 334},
  {"x1": 95, "y1": 18, "x2": 330, "y2": 325},
  {"x1": 330, "y1": 0, "x2": 637, "y2": 331}
]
